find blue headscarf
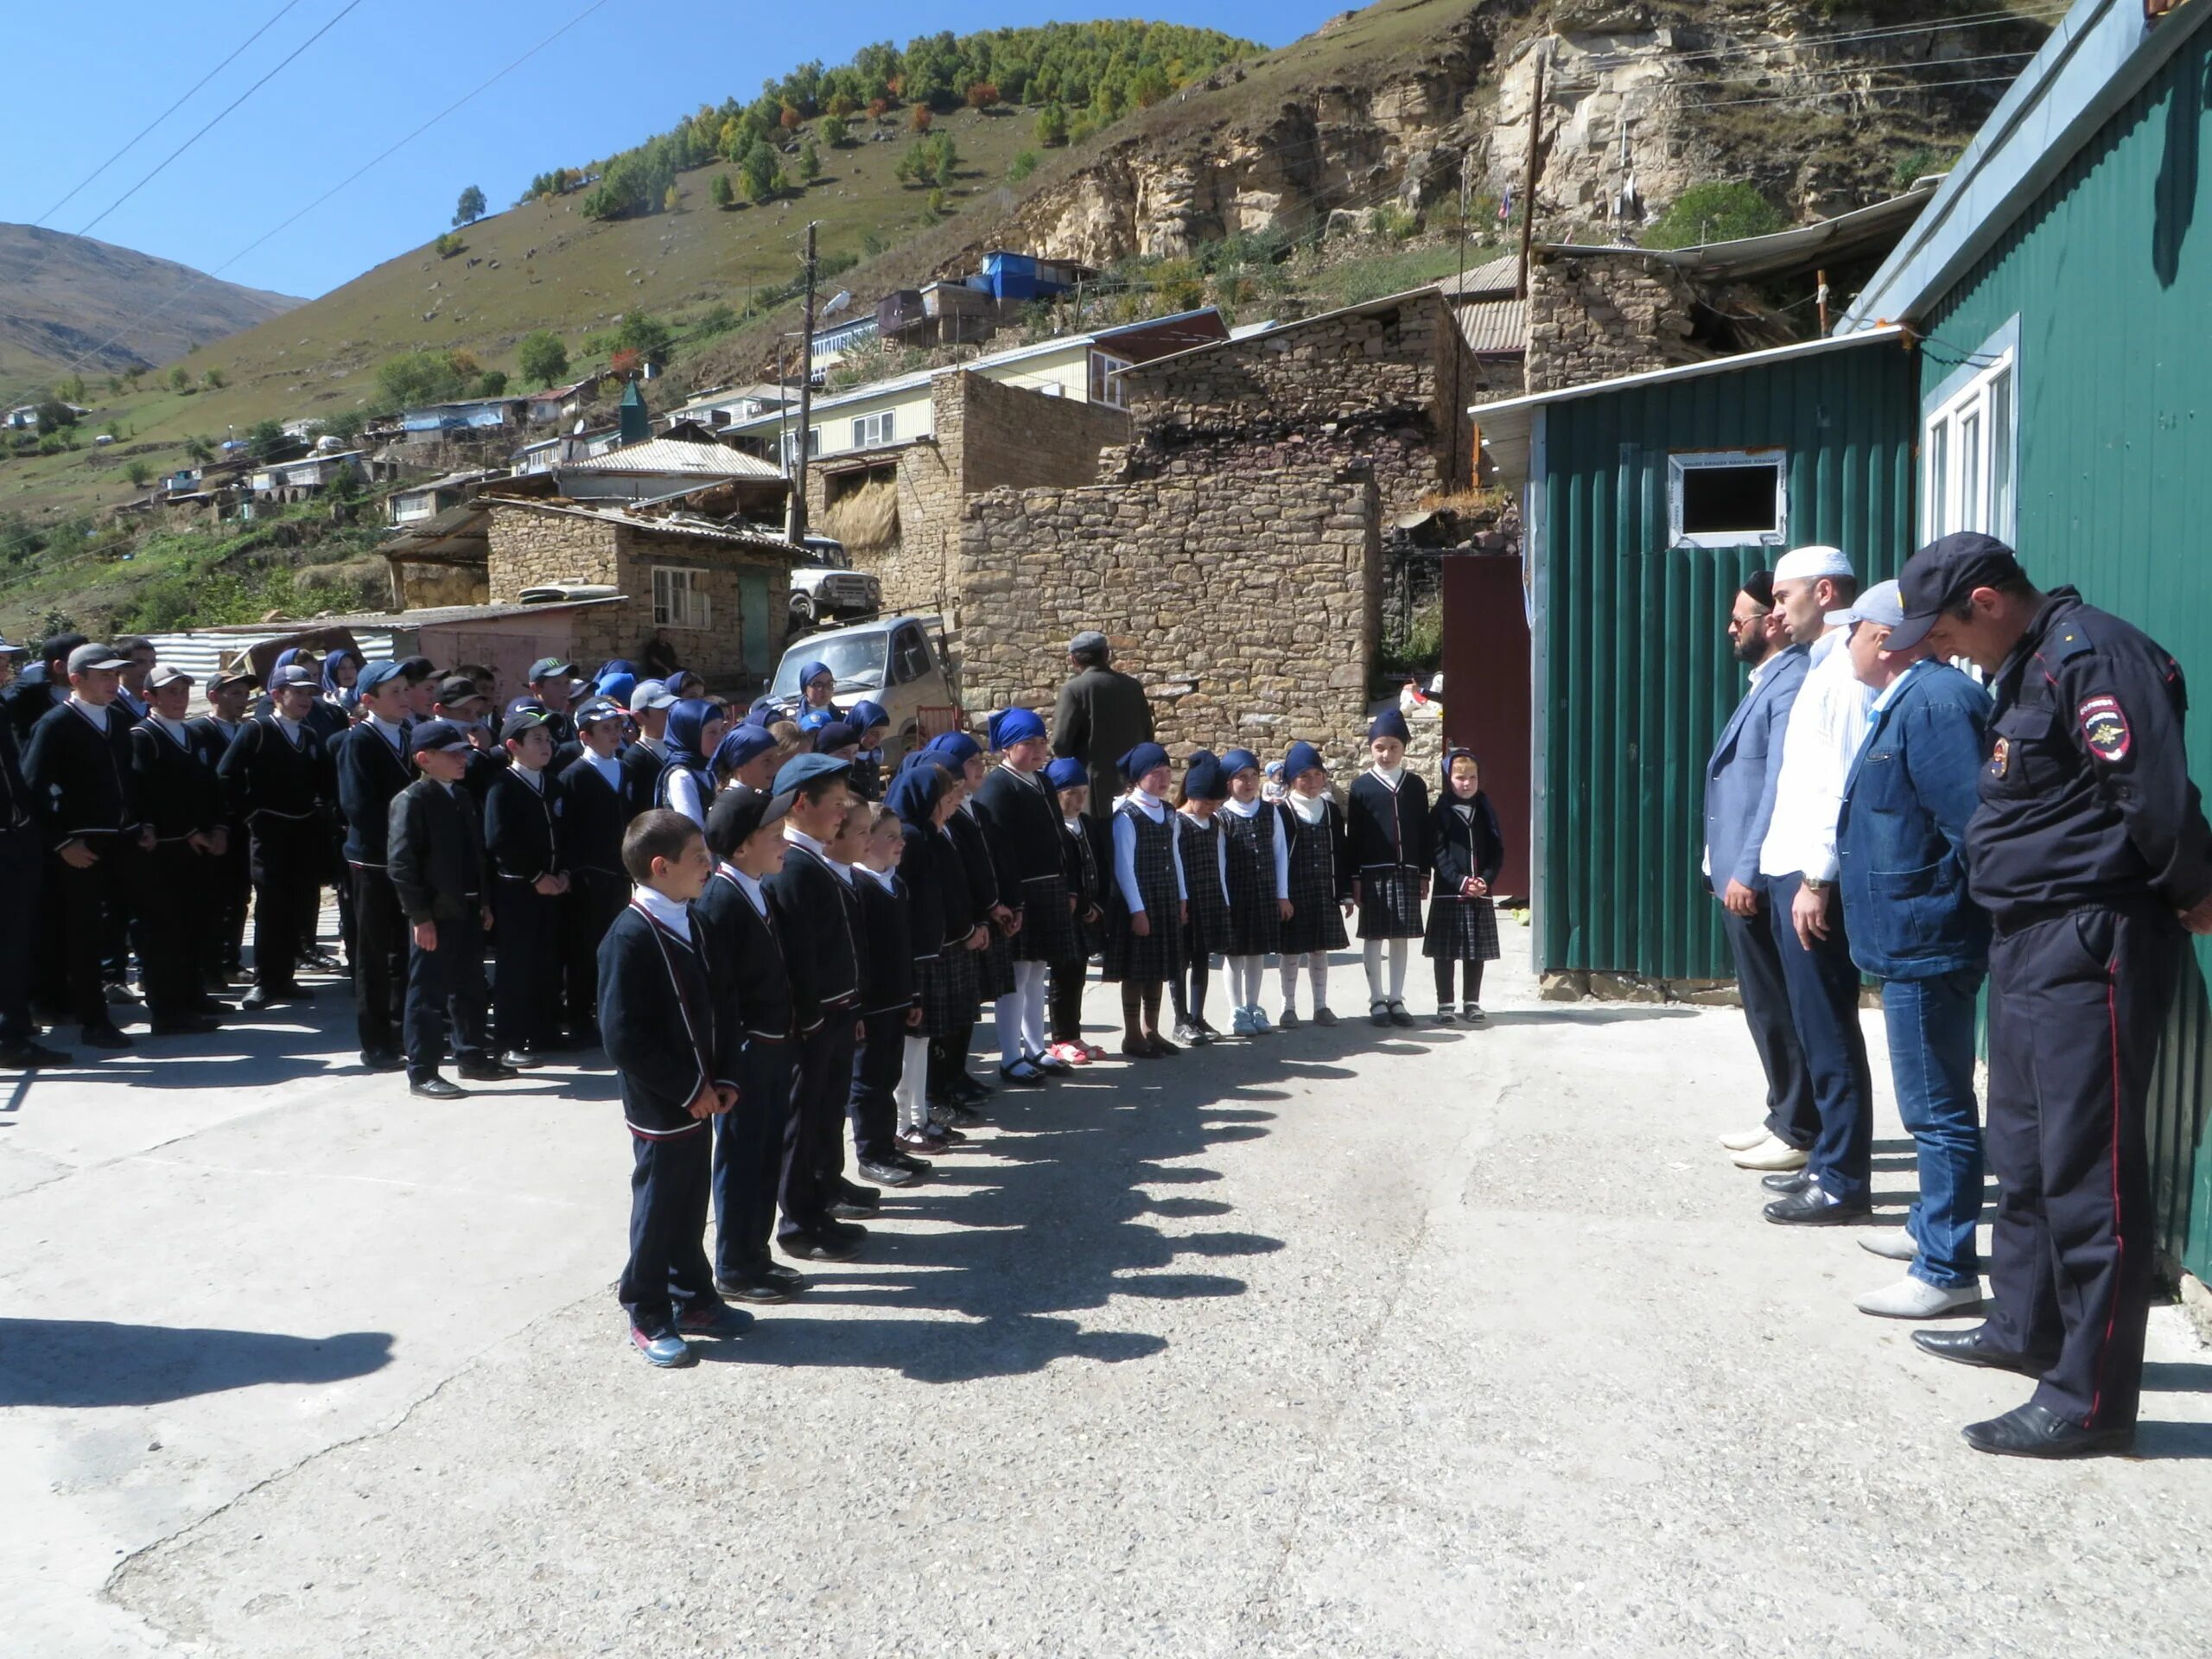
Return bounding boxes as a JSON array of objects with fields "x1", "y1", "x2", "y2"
[
  {"x1": 928, "y1": 730, "x2": 982, "y2": 766},
  {"x1": 899, "y1": 746, "x2": 955, "y2": 777},
  {"x1": 1119, "y1": 741, "x2": 1169, "y2": 782},
  {"x1": 813, "y1": 720, "x2": 861, "y2": 753},
  {"x1": 594, "y1": 658, "x2": 638, "y2": 687},
  {"x1": 1369, "y1": 708, "x2": 1411, "y2": 744},
  {"x1": 1045, "y1": 756, "x2": 1088, "y2": 793},
  {"x1": 713, "y1": 724, "x2": 779, "y2": 780},
  {"x1": 319, "y1": 647, "x2": 360, "y2": 696},
  {"x1": 848, "y1": 699, "x2": 889, "y2": 737},
  {"x1": 1223, "y1": 747, "x2": 1262, "y2": 779},
  {"x1": 597, "y1": 671, "x2": 638, "y2": 708},
  {"x1": 795, "y1": 658, "x2": 836, "y2": 696},
  {"x1": 987, "y1": 707, "x2": 1046, "y2": 750},
  {"x1": 886, "y1": 757, "x2": 957, "y2": 830},
  {"x1": 1183, "y1": 749, "x2": 1229, "y2": 801},
  {"x1": 1284, "y1": 741, "x2": 1325, "y2": 781},
  {"x1": 665, "y1": 699, "x2": 722, "y2": 772},
  {"x1": 1440, "y1": 746, "x2": 1480, "y2": 790}
]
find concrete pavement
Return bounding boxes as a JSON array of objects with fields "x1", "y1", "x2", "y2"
[{"x1": 4, "y1": 929, "x2": 2209, "y2": 1656}]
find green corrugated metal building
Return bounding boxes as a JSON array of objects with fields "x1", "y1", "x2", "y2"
[{"x1": 1473, "y1": 0, "x2": 2212, "y2": 1280}]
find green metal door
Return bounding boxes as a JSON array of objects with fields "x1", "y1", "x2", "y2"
[{"x1": 737, "y1": 572, "x2": 771, "y2": 676}]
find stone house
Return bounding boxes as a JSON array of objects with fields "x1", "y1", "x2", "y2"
[
  {"x1": 482, "y1": 498, "x2": 806, "y2": 691},
  {"x1": 953, "y1": 288, "x2": 1482, "y2": 768}
]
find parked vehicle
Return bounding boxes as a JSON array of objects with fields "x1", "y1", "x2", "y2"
[
  {"x1": 768, "y1": 613, "x2": 962, "y2": 763},
  {"x1": 787, "y1": 533, "x2": 880, "y2": 627}
]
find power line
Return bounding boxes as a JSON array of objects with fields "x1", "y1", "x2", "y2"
[
  {"x1": 1684, "y1": 72, "x2": 2024, "y2": 113},
  {"x1": 1566, "y1": 6, "x2": 2066, "y2": 75},
  {"x1": 75, "y1": 0, "x2": 368, "y2": 240},
  {"x1": 34, "y1": 0, "x2": 308, "y2": 226}
]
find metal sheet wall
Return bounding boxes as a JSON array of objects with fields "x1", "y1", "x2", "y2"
[
  {"x1": 1924, "y1": 20, "x2": 2212, "y2": 1277},
  {"x1": 1536, "y1": 340, "x2": 1917, "y2": 980}
]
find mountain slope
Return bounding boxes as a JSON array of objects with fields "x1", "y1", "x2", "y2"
[{"x1": 0, "y1": 224, "x2": 302, "y2": 382}]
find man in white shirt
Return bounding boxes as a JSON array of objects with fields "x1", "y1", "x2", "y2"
[{"x1": 1756, "y1": 543, "x2": 1878, "y2": 1225}]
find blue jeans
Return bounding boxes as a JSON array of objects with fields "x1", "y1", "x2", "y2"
[{"x1": 1879, "y1": 969, "x2": 1984, "y2": 1289}]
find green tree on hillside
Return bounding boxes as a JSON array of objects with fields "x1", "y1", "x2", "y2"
[
  {"x1": 798, "y1": 139, "x2": 821, "y2": 183},
  {"x1": 1642, "y1": 182, "x2": 1787, "y2": 250},
  {"x1": 739, "y1": 140, "x2": 783, "y2": 205},
  {"x1": 613, "y1": 313, "x2": 675, "y2": 368},
  {"x1": 125, "y1": 460, "x2": 153, "y2": 488},
  {"x1": 1035, "y1": 104, "x2": 1069, "y2": 147},
  {"x1": 34, "y1": 399, "x2": 78, "y2": 429},
  {"x1": 377, "y1": 350, "x2": 469, "y2": 410},
  {"x1": 244, "y1": 419, "x2": 288, "y2": 462},
  {"x1": 184, "y1": 434, "x2": 215, "y2": 464},
  {"x1": 518, "y1": 331, "x2": 569, "y2": 386},
  {"x1": 168, "y1": 366, "x2": 192, "y2": 392},
  {"x1": 453, "y1": 184, "x2": 487, "y2": 226},
  {"x1": 202, "y1": 368, "x2": 226, "y2": 390},
  {"x1": 710, "y1": 171, "x2": 735, "y2": 209},
  {"x1": 820, "y1": 114, "x2": 849, "y2": 148},
  {"x1": 434, "y1": 231, "x2": 463, "y2": 257}
]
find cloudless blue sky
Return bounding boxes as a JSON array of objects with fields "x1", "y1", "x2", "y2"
[{"x1": 3, "y1": 0, "x2": 1346, "y2": 299}]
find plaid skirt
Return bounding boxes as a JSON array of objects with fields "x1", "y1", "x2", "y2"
[
  {"x1": 1012, "y1": 872, "x2": 1075, "y2": 963},
  {"x1": 1221, "y1": 832, "x2": 1282, "y2": 958},
  {"x1": 1357, "y1": 866, "x2": 1427, "y2": 940},
  {"x1": 917, "y1": 948, "x2": 980, "y2": 1039},
  {"x1": 1103, "y1": 894, "x2": 1184, "y2": 984},
  {"x1": 1425, "y1": 893, "x2": 1501, "y2": 962},
  {"x1": 976, "y1": 921, "x2": 1017, "y2": 1000},
  {"x1": 1281, "y1": 842, "x2": 1347, "y2": 957}
]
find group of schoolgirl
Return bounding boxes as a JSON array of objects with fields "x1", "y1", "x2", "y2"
[{"x1": 595, "y1": 701, "x2": 1508, "y2": 1370}]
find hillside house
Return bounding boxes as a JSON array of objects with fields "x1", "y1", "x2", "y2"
[
  {"x1": 810, "y1": 315, "x2": 880, "y2": 372},
  {"x1": 249, "y1": 448, "x2": 385, "y2": 505},
  {"x1": 525, "y1": 378, "x2": 598, "y2": 425},
  {"x1": 387, "y1": 469, "x2": 499, "y2": 526},
  {"x1": 664, "y1": 383, "x2": 791, "y2": 431},
  {"x1": 399, "y1": 395, "x2": 527, "y2": 439},
  {"x1": 5, "y1": 402, "x2": 91, "y2": 429},
  {"x1": 545, "y1": 435, "x2": 790, "y2": 515}
]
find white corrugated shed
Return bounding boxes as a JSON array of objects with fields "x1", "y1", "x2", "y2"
[{"x1": 146, "y1": 629, "x2": 395, "y2": 683}]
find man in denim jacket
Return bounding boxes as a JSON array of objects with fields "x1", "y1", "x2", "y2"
[{"x1": 1830, "y1": 580, "x2": 1992, "y2": 1319}]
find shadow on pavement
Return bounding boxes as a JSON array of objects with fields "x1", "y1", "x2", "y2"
[
  {"x1": 1481, "y1": 1007, "x2": 1700, "y2": 1026},
  {"x1": 0, "y1": 1319, "x2": 393, "y2": 1407}
]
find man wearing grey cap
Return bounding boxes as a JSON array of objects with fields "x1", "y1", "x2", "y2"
[{"x1": 1052, "y1": 630, "x2": 1154, "y2": 823}]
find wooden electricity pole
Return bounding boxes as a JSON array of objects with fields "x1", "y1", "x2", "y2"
[
  {"x1": 1515, "y1": 41, "x2": 1548, "y2": 302},
  {"x1": 787, "y1": 219, "x2": 819, "y2": 546}
]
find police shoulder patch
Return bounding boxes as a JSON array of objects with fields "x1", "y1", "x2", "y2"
[{"x1": 2078, "y1": 694, "x2": 2131, "y2": 763}]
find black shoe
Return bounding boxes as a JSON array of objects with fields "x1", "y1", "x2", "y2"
[
  {"x1": 1910, "y1": 1325, "x2": 2053, "y2": 1377},
  {"x1": 104, "y1": 980, "x2": 143, "y2": 1006},
  {"x1": 1762, "y1": 1167, "x2": 1819, "y2": 1194},
  {"x1": 149, "y1": 1014, "x2": 221, "y2": 1037},
  {"x1": 856, "y1": 1156, "x2": 916, "y2": 1186},
  {"x1": 241, "y1": 983, "x2": 309, "y2": 1009},
  {"x1": 0, "y1": 1040, "x2": 73, "y2": 1068},
  {"x1": 762, "y1": 1262, "x2": 807, "y2": 1289},
  {"x1": 1121, "y1": 1036, "x2": 1158, "y2": 1060},
  {"x1": 360, "y1": 1050, "x2": 404, "y2": 1072},
  {"x1": 1147, "y1": 1033, "x2": 1180, "y2": 1056},
  {"x1": 715, "y1": 1273, "x2": 799, "y2": 1305},
  {"x1": 1763, "y1": 1187, "x2": 1872, "y2": 1225},
  {"x1": 1370, "y1": 1003, "x2": 1392, "y2": 1028},
  {"x1": 1962, "y1": 1401, "x2": 2134, "y2": 1459},
  {"x1": 409, "y1": 1076, "x2": 469, "y2": 1100},
  {"x1": 79, "y1": 1024, "x2": 133, "y2": 1051},
  {"x1": 1387, "y1": 1002, "x2": 1417, "y2": 1028},
  {"x1": 892, "y1": 1151, "x2": 933, "y2": 1174},
  {"x1": 826, "y1": 1217, "x2": 869, "y2": 1245},
  {"x1": 457, "y1": 1058, "x2": 520, "y2": 1082},
  {"x1": 953, "y1": 1075, "x2": 995, "y2": 1102},
  {"x1": 780, "y1": 1230, "x2": 861, "y2": 1263},
  {"x1": 837, "y1": 1179, "x2": 881, "y2": 1208},
  {"x1": 828, "y1": 1199, "x2": 875, "y2": 1220},
  {"x1": 302, "y1": 949, "x2": 345, "y2": 973},
  {"x1": 499, "y1": 1049, "x2": 546, "y2": 1070}
]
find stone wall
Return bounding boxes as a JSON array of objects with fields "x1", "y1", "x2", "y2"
[
  {"x1": 957, "y1": 457, "x2": 1381, "y2": 770},
  {"x1": 486, "y1": 502, "x2": 620, "y2": 600},
  {"x1": 391, "y1": 558, "x2": 488, "y2": 611},
  {"x1": 1522, "y1": 253, "x2": 1708, "y2": 393}
]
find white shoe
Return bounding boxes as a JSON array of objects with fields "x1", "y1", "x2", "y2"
[
  {"x1": 1853, "y1": 1277, "x2": 1981, "y2": 1319},
  {"x1": 1230, "y1": 1006, "x2": 1255, "y2": 1037},
  {"x1": 1719, "y1": 1125, "x2": 1772, "y2": 1152},
  {"x1": 1859, "y1": 1227, "x2": 1918, "y2": 1262},
  {"x1": 1730, "y1": 1134, "x2": 1808, "y2": 1172}
]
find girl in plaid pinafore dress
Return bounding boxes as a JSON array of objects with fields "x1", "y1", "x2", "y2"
[
  {"x1": 1169, "y1": 751, "x2": 1233, "y2": 1044},
  {"x1": 1277, "y1": 740, "x2": 1351, "y2": 1026},
  {"x1": 1346, "y1": 709, "x2": 1433, "y2": 1027},
  {"x1": 1426, "y1": 747, "x2": 1504, "y2": 1023},
  {"x1": 1102, "y1": 743, "x2": 1185, "y2": 1058},
  {"x1": 969, "y1": 709, "x2": 1073, "y2": 1085},
  {"x1": 1046, "y1": 757, "x2": 1106, "y2": 1062},
  {"x1": 1218, "y1": 747, "x2": 1290, "y2": 1034}
]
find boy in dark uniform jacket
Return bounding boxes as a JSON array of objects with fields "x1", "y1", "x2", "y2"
[
  {"x1": 334, "y1": 662, "x2": 417, "y2": 1068},
  {"x1": 386, "y1": 719, "x2": 506, "y2": 1097},
  {"x1": 928, "y1": 732, "x2": 1010, "y2": 1103},
  {"x1": 130, "y1": 665, "x2": 225, "y2": 1035},
  {"x1": 1044, "y1": 757, "x2": 1103, "y2": 1064},
  {"x1": 701, "y1": 785, "x2": 808, "y2": 1302},
  {"x1": 1346, "y1": 709, "x2": 1433, "y2": 1028},
  {"x1": 187, "y1": 671, "x2": 257, "y2": 988},
  {"x1": 763, "y1": 753, "x2": 870, "y2": 1262},
  {"x1": 597, "y1": 809, "x2": 753, "y2": 1368},
  {"x1": 971, "y1": 708, "x2": 1074, "y2": 1086},
  {"x1": 484, "y1": 709, "x2": 570, "y2": 1064},
  {"x1": 217, "y1": 663, "x2": 334, "y2": 1007},
  {"x1": 850, "y1": 804, "x2": 927, "y2": 1185},
  {"x1": 23, "y1": 642, "x2": 150, "y2": 1049},
  {"x1": 557, "y1": 697, "x2": 645, "y2": 1048}
]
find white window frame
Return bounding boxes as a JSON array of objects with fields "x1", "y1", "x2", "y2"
[
  {"x1": 1921, "y1": 333, "x2": 2018, "y2": 544},
  {"x1": 1090, "y1": 351, "x2": 1134, "y2": 409},
  {"x1": 652, "y1": 565, "x2": 712, "y2": 631},
  {"x1": 851, "y1": 410, "x2": 896, "y2": 449},
  {"x1": 1667, "y1": 448, "x2": 1789, "y2": 549}
]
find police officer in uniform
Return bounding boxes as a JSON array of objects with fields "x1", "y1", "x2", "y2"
[{"x1": 1890, "y1": 533, "x2": 2212, "y2": 1458}]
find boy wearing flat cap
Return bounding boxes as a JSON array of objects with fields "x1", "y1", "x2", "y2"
[{"x1": 485, "y1": 708, "x2": 571, "y2": 1065}]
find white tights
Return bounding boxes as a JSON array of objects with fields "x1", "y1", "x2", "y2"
[
  {"x1": 1278, "y1": 952, "x2": 1331, "y2": 1015},
  {"x1": 995, "y1": 959, "x2": 1049, "y2": 1065},
  {"x1": 1363, "y1": 937, "x2": 1411, "y2": 1007},
  {"x1": 895, "y1": 1034, "x2": 931, "y2": 1131},
  {"x1": 1226, "y1": 955, "x2": 1267, "y2": 1010}
]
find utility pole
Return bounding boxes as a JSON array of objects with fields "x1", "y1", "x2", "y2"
[
  {"x1": 1815, "y1": 267, "x2": 1830, "y2": 334},
  {"x1": 786, "y1": 219, "x2": 819, "y2": 546},
  {"x1": 1515, "y1": 40, "x2": 1548, "y2": 302}
]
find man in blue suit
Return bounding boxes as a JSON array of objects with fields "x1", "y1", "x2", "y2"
[
  {"x1": 1828, "y1": 578, "x2": 1991, "y2": 1319},
  {"x1": 1705, "y1": 569, "x2": 1816, "y2": 1172}
]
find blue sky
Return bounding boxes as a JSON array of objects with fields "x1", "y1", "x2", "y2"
[{"x1": 3, "y1": 1, "x2": 1344, "y2": 300}]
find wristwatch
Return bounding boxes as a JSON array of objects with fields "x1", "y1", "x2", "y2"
[{"x1": 1801, "y1": 877, "x2": 1829, "y2": 894}]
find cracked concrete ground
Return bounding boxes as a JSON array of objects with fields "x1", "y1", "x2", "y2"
[{"x1": 5, "y1": 924, "x2": 2209, "y2": 1656}]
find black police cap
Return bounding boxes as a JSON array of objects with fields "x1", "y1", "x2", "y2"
[{"x1": 1889, "y1": 531, "x2": 2026, "y2": 652}]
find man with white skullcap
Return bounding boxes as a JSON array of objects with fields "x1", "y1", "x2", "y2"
[{"x1": 1751, "y1": 544, "x2": 1878, "y2": 1225}]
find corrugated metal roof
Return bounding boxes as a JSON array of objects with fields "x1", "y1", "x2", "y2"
[
  {"x1": 1456, "y1": 297, "x2": 1527, "y2": 355},
  {"x1": 556, "y1": 438, "x2": 783, "y2": 479},
  {"x1": 492, "y1": 496, "x2": 809, "y2": 560},
  {"x1": 1438, "y1": 252, "x2": 1521, "y2": 298},
  {"x1": 146, "y1": 628, "x2": 397, "y2": 684},
  {"x1": 1537, "y1": 176, "x2": 1941, "y2": 286}
]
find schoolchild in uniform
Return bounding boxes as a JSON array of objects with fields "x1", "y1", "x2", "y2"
[
  {"x1": 1218, "y1": 747, "x2": 1292, "y2": 1036},
  {"x1": 1276, "y1": 741, "x2": 1351, "y2": 1027},
  {"x1": 970, "y1": 709, "x2": 1075, "y2": 1086},
  {"x1": 712, "y1": 724, "x2": 780, "y2": 794},
  {"x1": 24, "y1": 642, "x2": 148, "y2": 1049},
  {"x1": 699, "y1": 785, "x2": 807, "y2": 1303},
  {"x1": 386, "y1": 719, "x2": 508, "y2": 1098},
  {"x1": 929, "y1": 731, "x2": 1016, "y2": 1101},
  {"x1": 901, "y1": 751, "x2": 988, "y2": 1127},
  {"x1": 1169, "y1": 751, "x2": 1233, "y2": 1046},
  {"x1": 850, "y1": 803, "x2": 930, "y2": 1185},
  {"x1": 0, "y1": 634, "x2": 66, "y2": 1069},
  {"x1": 307, "y1": 648, "x2": 360, "y2": 743},
  {"x1": 1347, "y1": 709, "x2": 1433, "y2": 1028},
  {"x1": 597, "y1": 808, "x2": 753, "y2": 1369},
  {"x1": 813, "y1": 720, "x2": 862, "y2": 762},
  {"x1": 1044, "y1": 756, "x2": 1105, "y2": 1065},
  {"x1": 621, "y1": 679, "x2": 677, "y2": 805},
  {"x1": 556, "y1": 696, "x2": 643, "y2": 1048},
  {"x1": 188, "y1": 669, "x2": 257, "y2": 989},
  {"x1": 524, "y1": 657, "x2": 582, "y2": 753},
  {"x1": 1103, "y1": 741, "x2": 1188, "y2": 1058},
  {"x1": 129, "y1": 664, "x2": 225, "y2": 1035},
  {"x1": 847, "y1": 701, "x2": 892, "y2": 802},
  {"x1": 333, "y1": 661, "x2": 417, "y2": 1068},
  {"x1": 218, "y1": 662, "x2": 334, "y2": 1008},
  {"x1": 792, "y1": 660, "x2": 844, "y2": 731},
  {"x1": 765, "y1": 752, "x2": 871, "y2": 1262},
  {"x1": 485, "y1": 708, "x2": 570, "y2": 1065},
  {"x1": 887, "y1": 756, "x2": 974, "y2": 1154},
  {"x1": 653, "y1": 699, "x2": 725, "y2": 828},
  {"x1": 1427, "y1": 747, "x2": 1505, "y2": 1025}
]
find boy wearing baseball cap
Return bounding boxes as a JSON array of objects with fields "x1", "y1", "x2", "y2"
[{"x1": 485, "y1": 709, "x2": 571, "y2": 1065}]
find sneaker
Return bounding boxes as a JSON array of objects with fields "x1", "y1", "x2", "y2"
[
  {"x1": 1194, "y1": 1017, "x2": 1224, "y2": 1039},
  {"x1": 676, "y1": 1301, "x2": 756, "y2": 1338},
  {"x1": 1462, "y1": 1002, "x2": 1487, "y2": 1027},
  {"x1": 921, "y1": 1122, "x2": 966, "y2": 1148},
  {"x1": 857, "y1": 1155, "x2": 917, "y2": 1186},
  {"x1": 936, "y1": 1102, "x2": 988, "y2": 1128},
  {"x1": 1171, "y1": 1020, "x2": 1204, "y2": 1046},
  {"x1": 1230, "y1": 1007, "x2": 1255, "y2": 1037},
  {"x1": 892, "y1": 1151, "x2": 932, "y2": 1174},
  {"x1": 1313, "y1": 1007, "x2": 1339, "y2": 1027},
  {"x1": 629, "y1": 1324, "x2": 696, "y2": 1368}
]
